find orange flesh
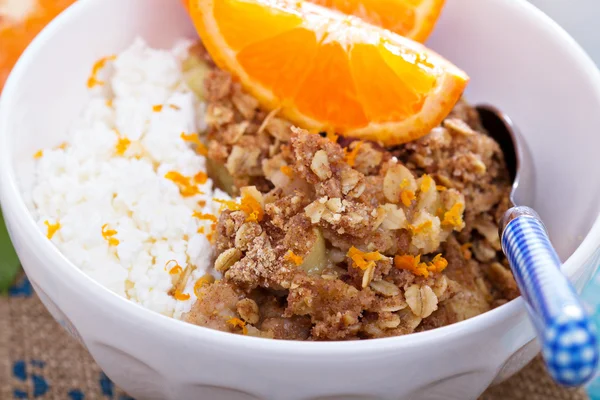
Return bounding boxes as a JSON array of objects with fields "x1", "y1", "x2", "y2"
[
  {"x1": 235, "y1": 37, "x2": 436, "y2": 129},
  {"x1": 311, "y1": 0, "x2": 417, "y2": 34}
]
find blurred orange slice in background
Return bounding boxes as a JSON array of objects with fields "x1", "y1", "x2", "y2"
[
  {"x1": 0, "y1": 0, "x2": 76, "y2": 91},
  {"x1": 187, "y1": 0, "x2": 469, "y2": 145}
]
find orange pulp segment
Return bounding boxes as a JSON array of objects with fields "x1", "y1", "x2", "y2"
[{"x1": 309, "y1": 0, "x2": 446, "y2": 42}]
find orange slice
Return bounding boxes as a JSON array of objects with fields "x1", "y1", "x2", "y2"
[
  {"x1": 0, "y1": 0, "x2": 76, "y2": 91},
  {"x1": 182, "y1": 0, "x2": 444, "y2": 42},
  {"x1": 188, "y1": 0, "x2": 469, "y2": 145},
  {"x1": 308, "y1": 0, "x2": 445, "y2": 42}
]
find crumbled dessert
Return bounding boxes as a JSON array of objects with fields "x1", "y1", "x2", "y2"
[{"x1": 184, "y1": 43, "x2": 518, "y2": 340}]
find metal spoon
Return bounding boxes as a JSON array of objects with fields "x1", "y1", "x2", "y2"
[{"x1": 476, "y1": 104, "x2": 599, "y2": 387}]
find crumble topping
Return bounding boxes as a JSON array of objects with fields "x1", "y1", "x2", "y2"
[{"x1": 183, "y1": 43, "x2": 517, "y2": 340}]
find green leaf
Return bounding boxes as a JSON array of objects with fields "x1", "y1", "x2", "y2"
[{"x1": 0, "y1": 208, "x2": 20, "y2": 294}]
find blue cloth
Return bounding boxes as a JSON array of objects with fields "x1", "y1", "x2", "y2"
[
  {"x1": 9, "y1": 357, "x2": 134, "y2": 399},
  {"x1": 8, "y1": 277, "x2": 136, "y2": 399}
]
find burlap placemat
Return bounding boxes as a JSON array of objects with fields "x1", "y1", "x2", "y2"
[{"x1": 0, "y1": 276, "x2": 589, "y2": 400}]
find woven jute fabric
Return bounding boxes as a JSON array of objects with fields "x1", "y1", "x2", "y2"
[{"x1": 0, "y1": 276, "x2": 588, "y2": 400}]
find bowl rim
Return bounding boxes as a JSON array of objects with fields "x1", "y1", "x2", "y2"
[{"x1": 1, "y1": 0, "x2": 600, "y2": 355}]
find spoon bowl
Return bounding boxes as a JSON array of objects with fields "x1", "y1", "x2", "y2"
[{"x1": 476, "y1": 105, "x2": 534, "y2": 207}]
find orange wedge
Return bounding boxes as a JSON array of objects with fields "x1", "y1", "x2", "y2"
[
  {"x1": 309, "y1": 0, "x2": 445, "y2": 42},
  {"x1": 188, "y1": 0, "x2": 469, "y2": 145},
  {"x1": 182, "y1": 0, "x2": 445, "y2": 42}
]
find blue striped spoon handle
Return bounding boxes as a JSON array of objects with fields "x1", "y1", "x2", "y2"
[{"x1": 501, "y1": 206, "x2": 599, "y2": 386}]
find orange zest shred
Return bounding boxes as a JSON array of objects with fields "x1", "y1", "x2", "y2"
[
  {"x1": 280, "y1": 165, "x2": 293, "y2": 177},
  {"x1": 33, "y1": 150, "x2": 43, "y2": 159},
  {"x1": 344, "y1": 141, "x2": 363, "y2": 167},
  {"x1": 461, "y1": 242, "x2": 472, "y2": 260},
  {"x1": 87, "y1": 76, "x2": 103, "y2": 88},
  {"x1": 169, "y1": 266, "x2": 183, "y2": 275},
  {"x1": 284, "y1": 250, "x2": 304, "y2": 266},
  {"x1": 347, "y1": 246, "x2": 382, "y2": 271},
  {"x1": 106, "y1": 99, "x2": 113, "y2": 108},
  {"x1": 174, "y1": 290, "x2": 191, "y2": 301},
  {"x1": 442, "y1": 203, "x2": 464, "y2": 228},
  {"x1": 193, "y1": 274, "x2": 215, "y2": 297},
  {"x1": 194, "y1": 171, "x2": 208, "y2": 184},
  {"x1": 214, "y1": 194, "x2": 264, "y2": 223},
  {"x1": 394, "y1": 253, "x2": 448, "y2": 278},
  {"x1": 409, "y1": 220, "x2": 432, "y2": 234},
  {"x1": 436, "y1": 185, "x2": 447, "y2": 192},
  {"x1": 194, "y1": 212, "x2": 217, "y2": 241},
  {"x1": 164, "y1": 171, "x2": 203, "y2": 197},
  {"x1": 420, "y1": 174, "x2": 433, "y2": 193},
  {"x1": 115, "y1": 137, "x2": 131, "y2": 156},
  {"x1": 394, "y1": 254, "x2": 428, "y2": 277},
  {"x1": 195, "y1": 142, "x2": 208, "y2": 156},
  {"x1": 428, "y1": 254, "x2": 449, "y2": 274},
  {"x1": 227, "y1": 317, "x2": 248, "y2": 335},
  {"x1": 92, "y1": 55, "x2": 115, "y2": 75},
  {"x1": 152, "y1": 104, "x2": 163, "y2": 112},
  {"x1": 192, "y1": 211, "x2": 218, "y2": 223},
  {"x1": 87, "y1": 55, "x2": 116, "y2": 88},
  {"x1": 44, "y1": 220, "x2": 60, "y2": 239},
  {"x1": 166, "y1": 260, "x2": 183, "y2": 275},
  {"x1": 165, "y1": 170, "x2": 191, "y2": 187},
  {"x1": 169, "y1": 104, "x2": 181, "y2": 110},
  {"x1": 180, "y1": 132, "x2": 208, "y2": 155},
  {"x1": 197, "y1": 200, "x2": 207, "y2": 208},
  {"x1": 242, "y1": 194, "x2": 264, "y2": 222},
  {"x1": 56, "y1": 142, "x2": 68, "y2": 150},
  {"x1": 214, "y1": 198, "x2": 237, "y2": 207},
  {"x1": 326, "y1": 131, "x2": 339, "y2": 143},
  {"x1": 101, "y1": 223, "x2": 119, "y2": 246},
  {"x1": 400, "y1": 190, "x2": 416, "y2": 207},
  {"x1": 181, "y1": 132, "x2": 201, "y2": 145},
  {"x1": 214, "y1": 198, "x2": 238, "y2": 212}
]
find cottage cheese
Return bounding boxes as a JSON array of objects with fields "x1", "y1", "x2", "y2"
[{"x1": 28, "y1": 39, "x2": 226, "y2": 319}]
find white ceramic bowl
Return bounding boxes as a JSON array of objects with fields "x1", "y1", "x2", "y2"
[{"x1": 1, "y1": 0, "x2": 600, "y2": 399}]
